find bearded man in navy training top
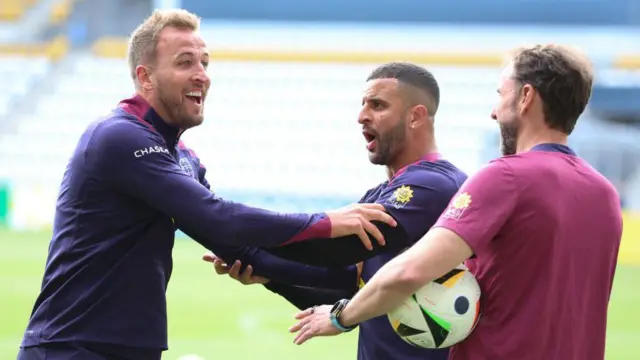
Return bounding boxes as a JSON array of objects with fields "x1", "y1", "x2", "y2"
[
  {"x1": 202, "y1": 62, "x2": 468, "y2": 360},
  {"x1": 16, "y1": 9, "x2": 398, "y2": 360}
]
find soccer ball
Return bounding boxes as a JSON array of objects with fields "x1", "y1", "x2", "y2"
[{"x1": 387, "y1": 264, "x2": 481, "y2": 349}]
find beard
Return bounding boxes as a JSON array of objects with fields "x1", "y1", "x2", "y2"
[
  {"x1": 498, "y1": 100, "x2": 520, "y2": 156},
  {"x1": 369, "y1": 116, "x2": 407, "y2": 165},
  {"x1": 156, "y1": 81, "x2": 204, "y2": 130},
  {"x1": 499, "y1": 121, "x2": 519, "y2": 156}
]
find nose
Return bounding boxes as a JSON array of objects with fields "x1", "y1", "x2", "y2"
[
  {"x1": 491, "y1": 109, "x2": 498, "y2": 121},
  {"x1": 358, "y1": 107, "x2": 370, "y2": 125},
  {"x1": 192, "y1": 66, "x2": 210, "y2": 88},
  {"x1": 193, "y1": 73, "x2": 210, "y2": 87}
]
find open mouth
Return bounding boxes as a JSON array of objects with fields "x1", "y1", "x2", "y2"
[
  {"x1": 185, "y1": 91, "x2": 203, "y2": 105},
  {"x1": 362, "y1": 130, "x2": 377, "y2": 151}
]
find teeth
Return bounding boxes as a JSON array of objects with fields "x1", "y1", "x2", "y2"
[{"x1": 186, "y1": 91, "x2": 202, "y2": 97}]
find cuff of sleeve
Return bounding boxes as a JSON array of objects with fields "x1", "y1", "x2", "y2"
[
  {"x1": 431, "y1": 224, "x2": 478, "y2": 259},
  {"x1": 285, "y1": 214, "x2": 331, "y2": 244}
]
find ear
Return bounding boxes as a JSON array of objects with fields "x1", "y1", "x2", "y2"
[
  {"x1": 410, "y1": 105, "x2": 428, "y2": 128},
  {"x1": 518, "y1": 84, "x2": 535, "y2": 115},
  {"x1": 135, "y1": 65, "x2": 154, "y2": 91}
]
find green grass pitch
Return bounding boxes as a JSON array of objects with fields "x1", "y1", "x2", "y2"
[{"x1": 0, "y1": 228, "x2": 638, "y2": 359}]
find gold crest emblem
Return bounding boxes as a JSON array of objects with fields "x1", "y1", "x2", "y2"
[
  {"x1": 452, "y1": 192, "x2": 472, "y2": 209},
  {"x1": 394, "y1": 186, "x2": 414, "y2": 203},
  {"x1": 443, "y1": 192, "x2": 472, "y2": 220},
  {"x1": 387, "y1": 185, "x2": 414, "y2": 209}
]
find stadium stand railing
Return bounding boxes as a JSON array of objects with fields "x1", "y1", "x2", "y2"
[
  {"x1": 614, "y1": 54, "x2": 640, "y2": 69},
  {"x1": 0, "y1": 0, "x2": 40, "y2": 22},
  {"x1": 0, "y1": 35, "x2": 68, "y2": 60}
]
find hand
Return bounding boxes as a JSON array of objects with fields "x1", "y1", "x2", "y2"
[
  {"x1": 326, "y1": 203, "x2": 397, "y2": 250},
  {"x1": 202, "y1": 253, "x2": 270, "y2": 285},
  {"x1": 288, "y1": 305, "x2": 340, "y2": 345}
]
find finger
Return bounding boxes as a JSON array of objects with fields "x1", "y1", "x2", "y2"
[
  {"x1": 365, "y1": 208, "x2": 397, "y2": 227},
  {"x1": 289, "y1": 316, "x2": 311, "y2": 333},
  {"x1": 362, "y1": 219, "x2": 385, "y2": 246},
  {"x1": 356, "y1": 262, "x2": 364, "y2": 278},
  {"x1": 228, "y1": 260, "x2": 242, "y2": 280},
  {"x1": 289, "y1": 316, "x2": 312, "y2": 333},
  {"x1": 202, "y1": 253, "x2": 217, "y2": 262},
  {"x1": 355, "y1": 225, "x2": 373, "y2": 251},
  {"x1": 294, "y1": 325, "x2": 314, "y2": 345},
  {"x1": 356, "y1": 203, "x2": 386, "y2": 211},
  {"x1": 294, "y1": 307, "x2": 315, "y2": 320},
  {"x1": 241, "y1": 265, "x2": 254, "y2": 283},
  {"x1": 213, "y1": 260, "x2": 229, "y2": 275}
]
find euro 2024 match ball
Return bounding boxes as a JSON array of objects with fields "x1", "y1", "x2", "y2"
[{"x1": 387, "y1": 264, "x2": 481, "y2": 349}]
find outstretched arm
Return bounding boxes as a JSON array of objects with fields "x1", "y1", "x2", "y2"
[
  {"x1": 206, "y1": 255, "x2": 360, "y2": 309},
  {"x1": 264, "y1": 282, "x2": 357, "y2": 310},
  {"x1": 198, "y1": 171, "x2": 458, "y2": 278},
  {"x1": 90, "y1": 119, "x2": 395, "y2": 251},
  {"x1": 261, "y1": 171, "x2": 460, "y2": 267},
  {"x1": 205, "y1": 246, "x2": 360, "y2": 290}
]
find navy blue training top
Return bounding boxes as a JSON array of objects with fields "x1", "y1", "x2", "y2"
[
  {"x1": 20, "y1": 95, "x2": 332, "y2": 351},
  {"x1": 260, "y1": 157, "x2": 468, "y2": 360},
  {"x1": 356, "y1": 159, "x2": 466, "y2": 360}
]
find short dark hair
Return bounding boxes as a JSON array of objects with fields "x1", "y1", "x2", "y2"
[
  {"x1": 367, "y1": 62, "x2": 440, "y2": 116},
  {"x1": 509, "y1": 45, "x2": 593, "y2": 135}
]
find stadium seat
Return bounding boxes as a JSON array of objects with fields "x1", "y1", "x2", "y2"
[{"x1": 0, "y1": 55, "x2": 51, "y2": 118}]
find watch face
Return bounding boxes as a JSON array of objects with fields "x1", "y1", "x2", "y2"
[
  {"x1": 331, "y1": 299, "x2": 347, "y2": 315},
  {"x1": 330, "y1": 302, "x2": 341, "y2": 315}
]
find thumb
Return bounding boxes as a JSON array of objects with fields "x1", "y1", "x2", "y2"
[{"x1": 202, "y1": 253, "x2": 217, "y2": 263}]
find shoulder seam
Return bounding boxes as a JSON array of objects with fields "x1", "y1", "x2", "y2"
[
  {"x1": 392, "y1": 165, "x2": 460, "y2": 192},
  {"x1": 397, "y1": 161, "x2": 463, "y2": 188}
]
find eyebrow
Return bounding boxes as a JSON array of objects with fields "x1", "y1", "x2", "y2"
[
  {"x1": 176, "y1": 50, "x2": 209, "y2": 59},
  {"x1": 362, "y1": 96, "x2": 387, "y2": 105},
  {"x1": 176, "y1": 51, "x2": 195, "y2": 58}
]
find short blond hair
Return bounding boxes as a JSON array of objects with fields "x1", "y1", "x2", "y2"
[{"x1": 127, "y1": 9, "x2": 201, "y2": 82}]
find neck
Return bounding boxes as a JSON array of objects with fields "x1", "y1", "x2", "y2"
[
  {"x1": 516, "y1": 127, "x2": 568, "y2": 154},
  {"x1": 137, "y1": 90, "x2": 177, "y2": 128},
  {"x1": 387, "y1": 138, "x2": 438, "y2": 177}
]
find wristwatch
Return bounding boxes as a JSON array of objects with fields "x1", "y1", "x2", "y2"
[{"x1": 329, "y1": 299, "x2": 357, "y2": 332}]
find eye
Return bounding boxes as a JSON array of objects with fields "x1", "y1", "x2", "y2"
[
  {"x1": 179, "y1": 60, "x2": 192, "y2": 66},
  {"x1": 372, "y1": 100, "x2": 384, "y2": 110},
  {"x1": 201, "y1": 61, "x2": 209, "y2": 69}
]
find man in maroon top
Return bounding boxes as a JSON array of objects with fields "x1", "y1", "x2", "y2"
[{"x1": 289, "y1": 44, "x2": 623, "y2": 360}]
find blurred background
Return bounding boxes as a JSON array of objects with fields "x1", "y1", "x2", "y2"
[{"x1": 0, "y1": 0, "x2": 639, "y2": 359}]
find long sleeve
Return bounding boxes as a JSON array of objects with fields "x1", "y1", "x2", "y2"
[
  {"x1": 263, "y1": 282, "x2": 357, "y2": 310},
  {"x1": 210, "y1": 243, "x2": 359, "y2": 290},
  {"x1": 189, "y1": 155, "x2": 358, "y2": 289},
  {"x1": 88, "y1": 119, "x2": 330, "y2": 249},
  {"x1": 264, "y1": 170, "x2": 460, "y2": 267}
]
